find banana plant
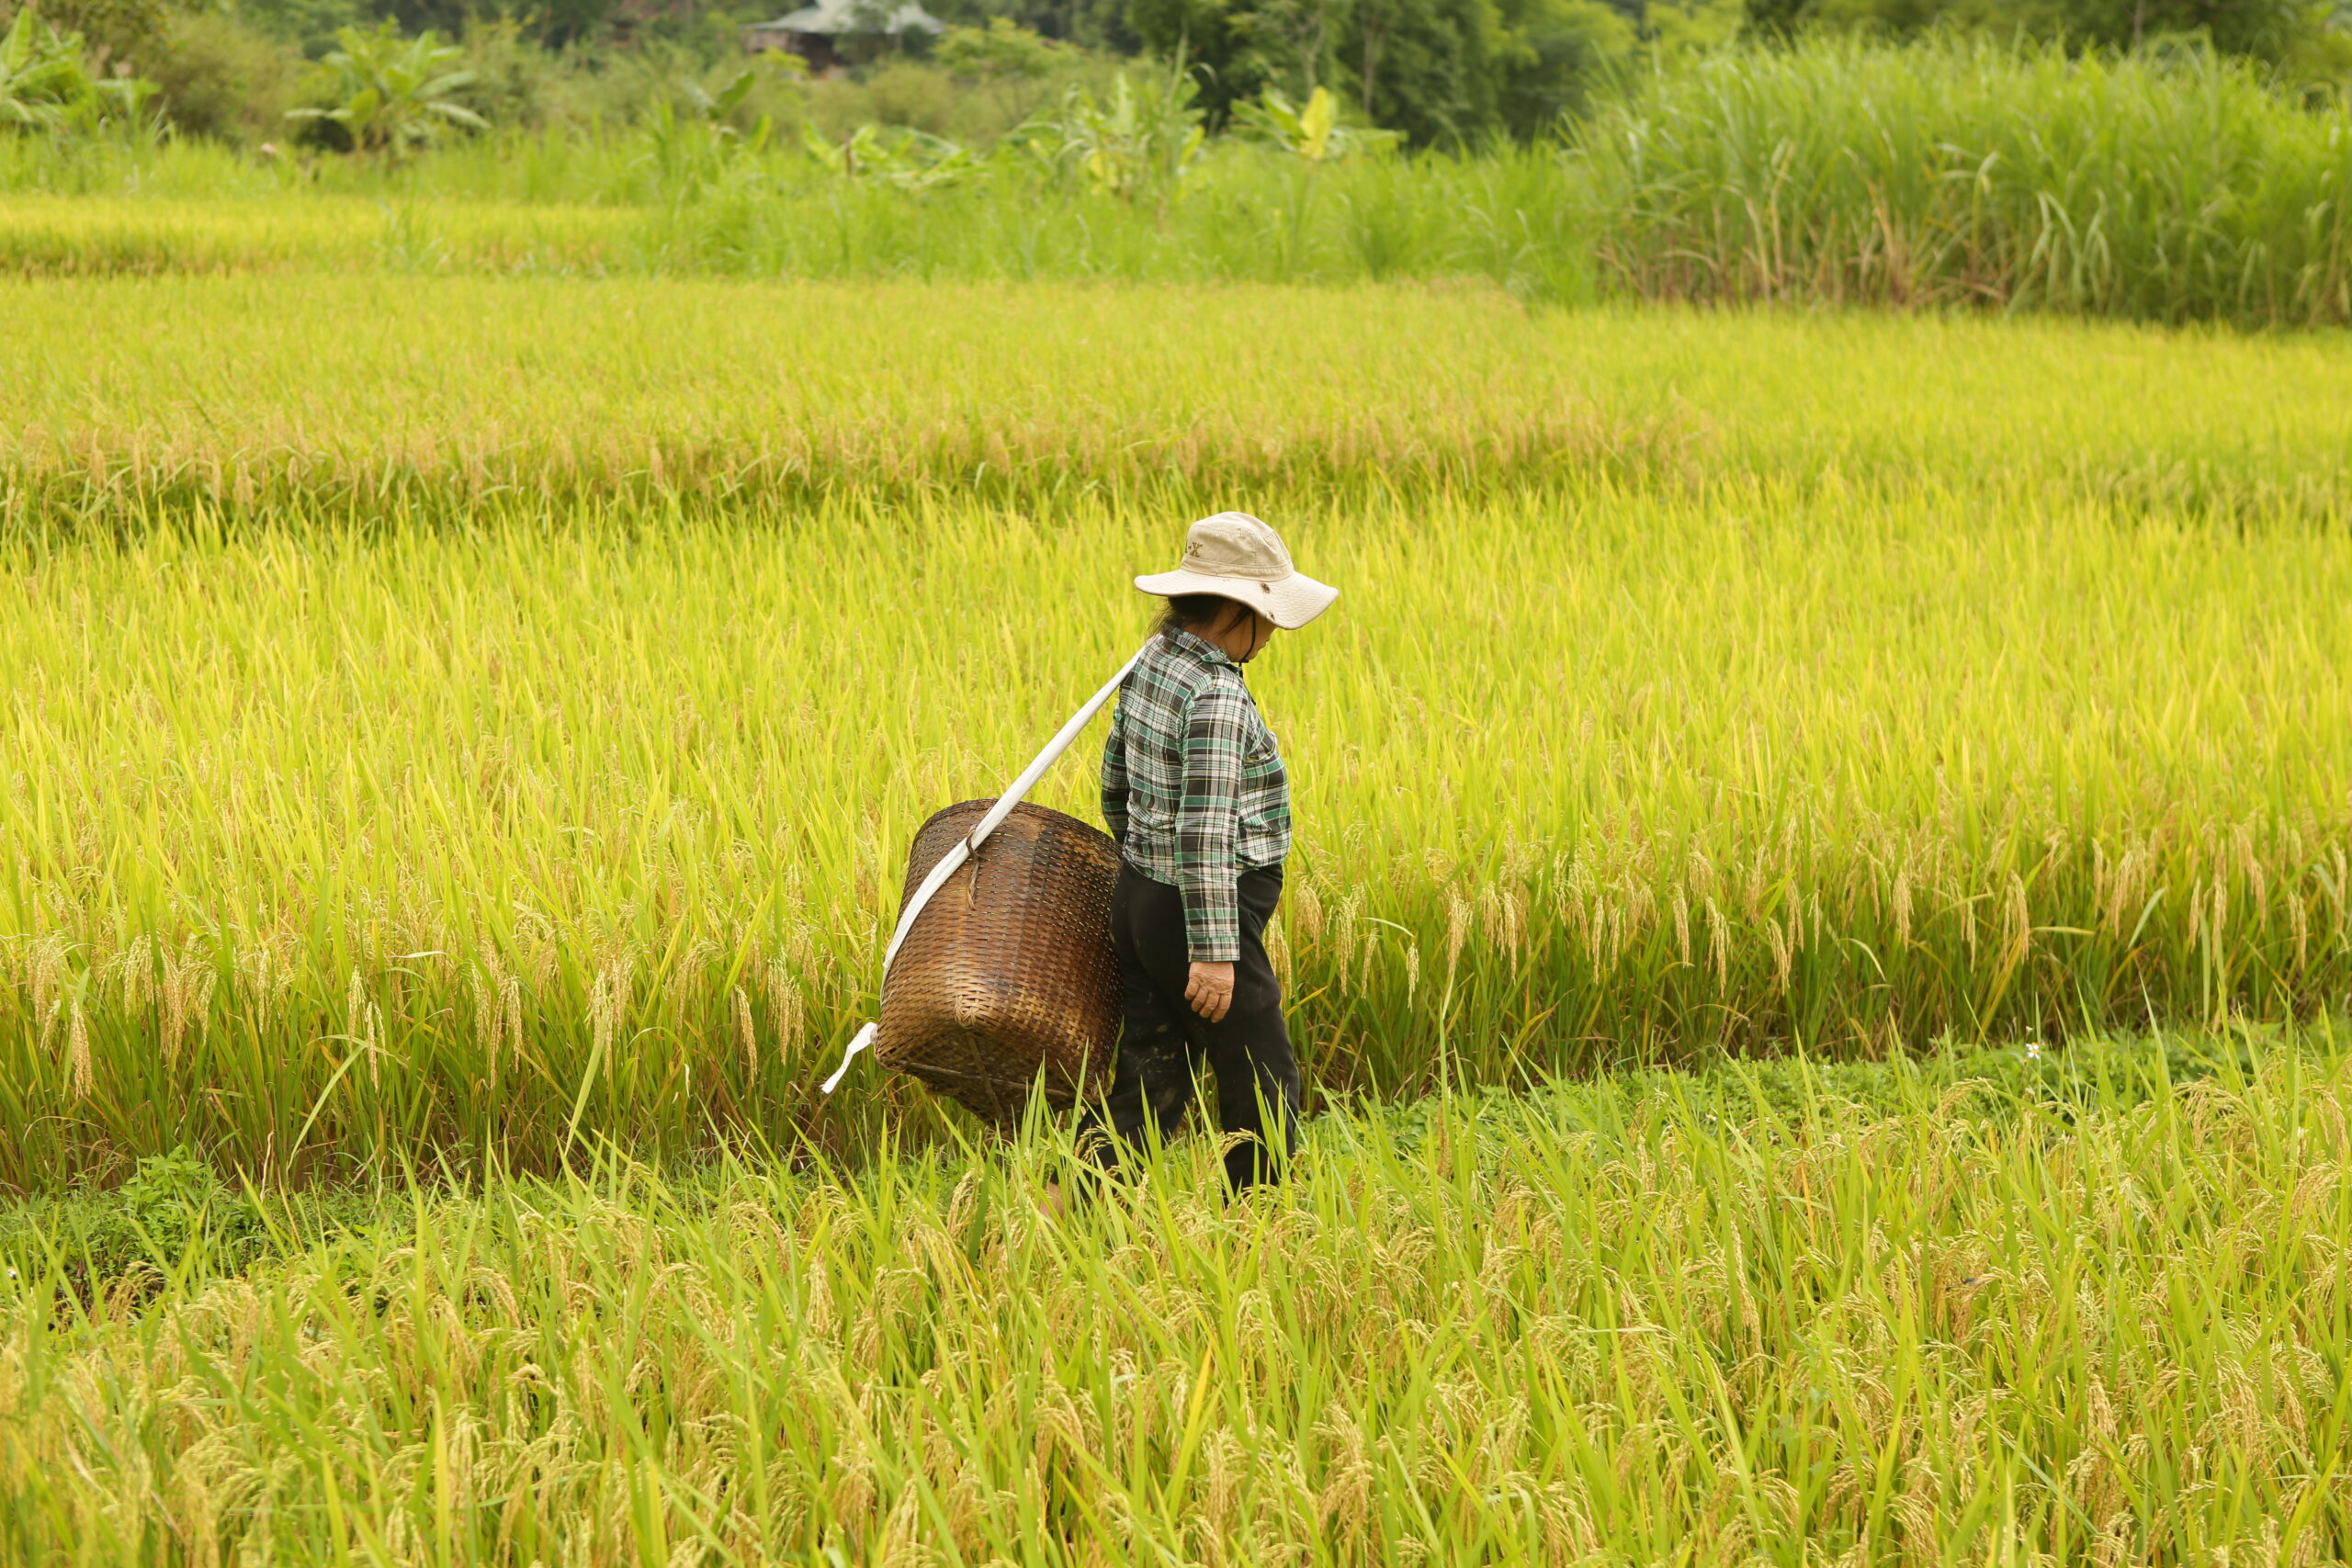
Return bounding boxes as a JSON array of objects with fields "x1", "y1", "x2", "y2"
[
  {"x1": 1232, "y1": 85, "x2": 1400, "y2": 164},
  {"x1": 91, "y1": 73, "x2": 165, "y2": 147},
  {"x1": 0, "y1": 7, "x2": 95, "y2": 134},
  {"x1": 639, "y1": 70, "x2": 775, "y2": 200},
  {"x1": 683, "y1": 66, "x2": 761, "y2": 122},
  {"x1": 1019, "y1": 62, "x2": 1205, "y2": 202},
  {"x1": 286, "y1": 25, "x2": 485, "y2": 156}
]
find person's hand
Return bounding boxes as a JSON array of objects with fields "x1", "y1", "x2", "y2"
[{"x1": 1186, "y1": 961, "x2": 1236, "y2": 1022}]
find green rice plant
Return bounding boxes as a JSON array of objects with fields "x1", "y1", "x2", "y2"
[
  {"x1": 0, "y1": 194, "x2": 639, "y2": 277},
  {"x1": 0, "y1": 278, "x2": 2346, "y2": 1183},
  {"x1": 0, "y1": 1030, "x2": 2345, "y2": 1562}
]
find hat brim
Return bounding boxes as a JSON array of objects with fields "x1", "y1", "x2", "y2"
[{"x1": 1134, "y1": 568, "x2": 1339, "y2": 631}]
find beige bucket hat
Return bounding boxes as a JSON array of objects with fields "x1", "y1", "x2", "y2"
[{"x1": 1134, "y1": 512, "x2": 1340, "y2": 631}]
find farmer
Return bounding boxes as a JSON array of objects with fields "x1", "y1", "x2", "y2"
[{"x1": 1073, "y1": 512, "x2": 1339, "y2": 1196}]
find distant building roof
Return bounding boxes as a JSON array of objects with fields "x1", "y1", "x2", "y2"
[{"x1": 744, "y1": 0, "x2": 944, "y2": 34}]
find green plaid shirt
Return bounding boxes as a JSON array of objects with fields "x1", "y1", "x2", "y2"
[{"x1": 1100, "y1": 628, "x2": 1291, "y2": 963}]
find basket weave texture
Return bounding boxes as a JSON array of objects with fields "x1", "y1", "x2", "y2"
[{"x1": 874, "y1": 799, "x2": 1123, "y2": 1125}]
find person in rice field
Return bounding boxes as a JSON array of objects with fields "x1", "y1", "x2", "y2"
[{"x1": 1069, "y1": 512, "x2": 1339, "y2": 1198}]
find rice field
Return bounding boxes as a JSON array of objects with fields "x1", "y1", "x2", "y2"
[
  {"x1": 4, "y1": 115, "x2": 2352, "y2": 1561},
  {"x1": 2, "y1": 274, "x2": 2349, "y2": 1187},
  {"x1": 3, "y1": 1030, "x2": 2348, "y2": 1562}
]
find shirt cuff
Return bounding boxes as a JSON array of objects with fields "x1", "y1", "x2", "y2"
[{"x1": 1182, "y1": 905, "x2": 1239, "y2": 963}]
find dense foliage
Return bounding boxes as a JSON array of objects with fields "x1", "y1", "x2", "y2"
[
  {"x1": 6, "y1": 35, "x2": 2347, "y2": 325},
  {"x1": 2, "y1": 0, "x2": 2347, "y2": 151}
]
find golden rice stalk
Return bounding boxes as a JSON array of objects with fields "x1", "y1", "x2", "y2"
[
  {"x1": 67, "y1": 995, "x2": 92, "y2": 1101},
  {"x1": 766, "y1": 958, "x2": 805, "y2": 1049}
]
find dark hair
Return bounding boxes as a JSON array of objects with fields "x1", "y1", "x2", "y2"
[{"x1": 1158, "y1": 592, "x2": 1247, "y2": 640}]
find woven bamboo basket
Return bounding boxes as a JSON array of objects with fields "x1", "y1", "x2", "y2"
[{"x1": 873, "y1": 798, "x2": 1123, "y2": 1125}]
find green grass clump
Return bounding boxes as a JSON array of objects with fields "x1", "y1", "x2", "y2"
[
  {"x1": 1, "y1": 281, "x2": 2348, "y2": 1183},
  {"x1": 0, "y1": 1148, "x2": 390, "y2": 1300},
  {"x1": 0, "y1": 143, "x2": 1597, "y2": 300},
  {"x1": 1585, "y1": 37, "x2": 2352, "y2": 325},
  {"x1": 0, "y1": 1031, "x2": 2343, "y2": 1562}
]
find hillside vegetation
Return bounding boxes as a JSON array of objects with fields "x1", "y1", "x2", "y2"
[{"x1": 6, "y1": 39, "x2": 2352, "y2": 324}]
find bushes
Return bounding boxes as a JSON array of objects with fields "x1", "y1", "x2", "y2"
[
  {"x1": 144, "y1": 11, "x2": 303, "y2": 140},
  {"x1": 1126, "y1": 0, "x2": 1740, "y2": 143}
]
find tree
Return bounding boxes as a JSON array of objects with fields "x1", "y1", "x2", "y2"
[
  {"x1": 1491, "y1": 0, "x2": 1635, "y2": 134},
  {"x1": 1124, "y1": 0, "x2": 1294, "y2": 118},
  {"x1": 1127, "y1": 0, "x2": 1510, "y2": 141},
  {"x1": 1344, "y1": 0, "x2": 1506, "y2": 142},
  {"x1": 1127, "y1": 0, "x2": 1674, "y2": 142},
  {"x1": 998, "y1": 0, "x2": 1141, "y2": 48}
]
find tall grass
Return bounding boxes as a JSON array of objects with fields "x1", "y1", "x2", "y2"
[
  {"x1": 8, "y1": 39, "x2": 2352, "y2": 322},
  {"x1": 1, "y1": 1032, "x2": 2346, "y2": 1562},
  {"x1": 2, "y1": 279, "x2": 2348, "y2": 1184},
  {"x1": 1585, "y1": 37, "x2": 2352, "y2": 323},
  {"x1": 0, "y1": 142, "x2": 1597, "y2": 299}
]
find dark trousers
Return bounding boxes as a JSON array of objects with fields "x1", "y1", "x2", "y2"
[{"x1": 1076, "y1": 863, "x2": 1303, "y2": 1193}]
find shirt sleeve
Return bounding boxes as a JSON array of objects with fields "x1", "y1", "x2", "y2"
[
  {"x1": 1099, "y1": 694, "x2": 1130, "y2": 853},
  {"x1": 1175, "y1": 674, "x2": 1249, "y2": 963}
]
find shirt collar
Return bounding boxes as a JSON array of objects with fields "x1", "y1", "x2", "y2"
[{"x1": 1166, "y1": 627, "x2": 1235, "y2": 669}]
